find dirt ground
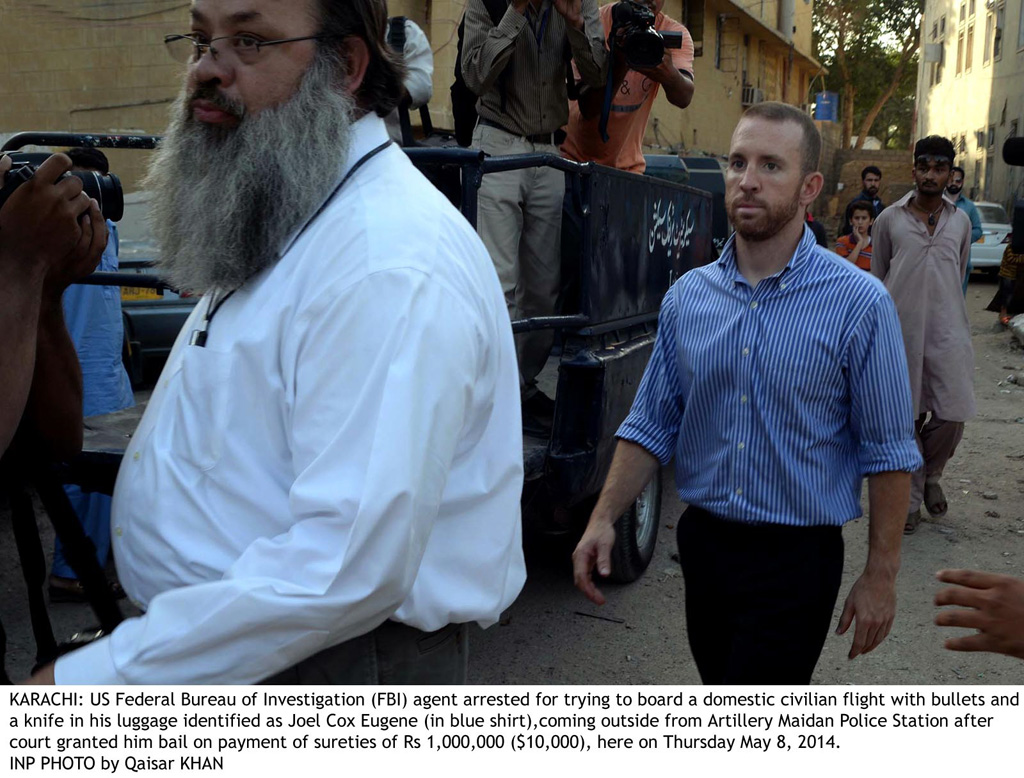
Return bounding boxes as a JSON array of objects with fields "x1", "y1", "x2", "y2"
[{"x1": 1, "y1": 274, "x2": 1022, "y2": 685}]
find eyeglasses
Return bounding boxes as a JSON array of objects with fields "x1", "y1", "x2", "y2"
[{"x1": 164, "y1": 33, "x2": 325, "y2": 65}]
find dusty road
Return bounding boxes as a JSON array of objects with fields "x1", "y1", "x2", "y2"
[{"x1": 1, "y1": 275, "x2": 1022, "y2": 684}]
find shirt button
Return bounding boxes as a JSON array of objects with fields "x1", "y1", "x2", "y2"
[
  {"x1": 741, "y1": 395, "x2": 748, "y2": 404},
  {"x1": 115, "y1": 526, "x2": 123, "y2": 537},
  {"x1": 738, "y1": 442, "x2": 745, "y2": 450},
  {"x1": 735, "y1": 487, "x2": 743, "y2": 496},
  {"x1": 133, "y1": 451, "x2": 141, "y2": 461},
  {"x1": 742, "y1": 347, "x2": 750, "y2": 356},
  {"x1": 750, "y1": 301, "x2": 758, "y2": 309},
  {"x1": 780, "y1": 282, "x2": 787, "y2": 290}
]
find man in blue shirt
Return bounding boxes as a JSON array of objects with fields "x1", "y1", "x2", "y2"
[
  {"x1": 946, "y1": 167, "x2": 983, "y2": 293},
  {"x1": 573, "y1": 102, "x2": 922, "y2": 684}
]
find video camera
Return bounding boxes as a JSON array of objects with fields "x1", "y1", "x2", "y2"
[
  {"x1": 1004, "y1": 138, "x2": 1024, "y2": 254},
  {"x1": 610, "y1": 0, "x2": 683, "y2": 70},
  {"x1": 0, "y1": 151, "x2": 124, "y2": 222}
]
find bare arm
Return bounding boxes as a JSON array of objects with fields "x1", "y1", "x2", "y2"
[
  {"x1": 0, "y1": 254, "x2": 47, "y2": 455},
  {"x1": 633, "y1": 55, "x2": 693, "y2": 109},
  {"x1": 836, "y1": 470, "x2": 908, "y2": 658},
  {"x1": 0, "y1": 153, "x2": 98, "y2": 457},
  {"x1": 19, "y1": 295, "x2": 85, "y2": 460},
  {"x1": 572, "y1": 439, "x2": 660, "y2": 604},
  {"x1": 562, "y1": 0, "x2": 608, "y2": 88}
]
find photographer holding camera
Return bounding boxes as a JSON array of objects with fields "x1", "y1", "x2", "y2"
[
  {"x1": 562, "y1": 0, "x2": 694, "y2": 173},
  {"x1": 0, "y1": 152, "x2": 108, "y2": 460}
]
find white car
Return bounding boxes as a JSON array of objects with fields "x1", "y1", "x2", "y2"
[{"x1": 970, "y1": 201, "x2": 1012, "y2": 271}]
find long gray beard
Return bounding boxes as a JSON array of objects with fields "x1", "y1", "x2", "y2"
[{"x1": 145, "y1": 55, "x2": 355, "y2": 295}]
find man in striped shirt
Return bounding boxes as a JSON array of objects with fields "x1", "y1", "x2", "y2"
[{"x1": 573, "y1": 102, "x2": 922, "y2": 685}]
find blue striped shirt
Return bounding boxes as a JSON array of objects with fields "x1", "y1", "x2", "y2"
[{"x1": 619, "y1": 227, "x2": 923, "y2": 526}]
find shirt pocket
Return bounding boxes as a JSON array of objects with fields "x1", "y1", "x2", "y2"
[{"x1": 169, "y1": 345, "x2": 235, "y2": 472}]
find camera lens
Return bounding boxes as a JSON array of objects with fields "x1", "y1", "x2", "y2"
[
  {"x1": 623, "y1": 30, "x2": 664, "y2": 69},
  {"x1": 74, "y1": 170, "x2": 124, "y2": 223}
]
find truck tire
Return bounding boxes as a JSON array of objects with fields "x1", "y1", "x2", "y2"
[{"x1": 609, "y1": 469, "x2": 661, "y2": 583}]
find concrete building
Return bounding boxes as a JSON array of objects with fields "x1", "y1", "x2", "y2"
[
  {"x1": 0, "y1": 0, "x2": 821, "y2": 191},
  {"x1": 915, "y1": 0, "x2": 1024, "y2": 211}
]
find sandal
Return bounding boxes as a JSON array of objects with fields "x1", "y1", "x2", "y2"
[
  {"x1": 1000, "y1": 314, "x2": 1011, "y2": 327},
  {"x1": 904, "y1": 509, "x2": 922, "y2": 535},
  {"x1": 924, "y1": 482, "x2": 948, "y2": 518},
  {"x1": 48, "y1": 576, "x2": 126, "y2": 603}
]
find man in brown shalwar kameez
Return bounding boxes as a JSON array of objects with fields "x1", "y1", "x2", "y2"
[{"x1": 871, "y1": 136, "x2": 975, "y2": 535}]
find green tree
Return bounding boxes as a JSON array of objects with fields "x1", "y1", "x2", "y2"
[{"x1": 815, "y1": 0, "x2": 922, "y2": 150}]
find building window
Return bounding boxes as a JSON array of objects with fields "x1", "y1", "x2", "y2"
[
  {"x1": 966, "y1": 21, "x2": 974, "y2": 71},
  {"x1": 984, "y1": 12, "x2": 994, "y2": 65},
  {"x1": 960, "y1": 3, "x2": 966, "y2": 23},
  {"x1": 1019, "y1": 1, "x2": 1024, "y2": 50},
  {"x1": 969, "y1": 0, "x2": 975, "y2": 17},
  {"x1": 994, "y1": 3, "x2": 1004, "y2": 60},
  {"x1": 957, "y1": 28, "x2": 965, "y2": 74},
  {"x1": 941, "y1": 15, "x2": 946, "y2": 34},
  {"x1": 958, "y1": 134, "x2": 967, "y2": 153},
  {"x1": 988, "y1": 125, "x2": 996, "y2": 149}
]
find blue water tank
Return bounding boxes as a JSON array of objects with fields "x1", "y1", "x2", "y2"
[{"x1": 815, "y1": 92, "x2": 838, "y2": 122}]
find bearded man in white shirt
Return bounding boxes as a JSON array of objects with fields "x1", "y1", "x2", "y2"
[{"x1": 22, "y1": 0, "x2": 525, "y2": 686}]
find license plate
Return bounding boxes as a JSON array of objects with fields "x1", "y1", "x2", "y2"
[{"x1": 121, "y1": 286, "x2": 162, "y2": 301}]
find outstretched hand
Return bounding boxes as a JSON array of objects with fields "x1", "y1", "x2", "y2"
[{"x1": 935, "y1": 569, "x2": 1024, "y2": 660}]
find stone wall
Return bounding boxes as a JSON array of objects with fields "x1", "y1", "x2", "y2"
[{"x1": 0, "y1": 1, "x2": 188, "y2": 192}]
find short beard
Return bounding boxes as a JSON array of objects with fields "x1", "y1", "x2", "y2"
[
  {"x1": 727, "y1": 188, "x2": 802, "y2": 243},
  {"x1": 145, "y1": 53, "x2": 355, "y2": 295}
]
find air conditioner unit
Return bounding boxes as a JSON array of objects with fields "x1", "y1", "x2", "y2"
[
  {"x1": 923, "y1": 43, "x2": 944, "y2": 63},
  {"x1": 741, "y1": 86, "x2": 765, "y2": 107}
]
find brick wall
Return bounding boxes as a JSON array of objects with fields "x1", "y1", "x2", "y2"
[
  {"x1": 836, "y1": 149, "x2": 915, "y2": 212},
  {"x1": 0, "y1": 1, "x2": 189, "y2": 191}
]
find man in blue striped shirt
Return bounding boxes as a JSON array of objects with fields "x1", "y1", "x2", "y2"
[{"x1": 573, "y1": 102, "x2": 923, "y2": 685}]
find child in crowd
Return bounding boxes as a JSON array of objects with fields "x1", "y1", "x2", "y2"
[
  {"x1": 995, "y1": 241, "x2": 1024, "y2": 326},
  {"x1": 834, "y1": 200, "x2": 874, "y2": 270}
]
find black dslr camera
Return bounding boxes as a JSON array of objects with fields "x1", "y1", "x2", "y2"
[
  {"x1": 611, "y1": 0, "x2": 683, "y2": 70},
  {"x1": 0, "y1": 151, "x2": 124, "y2": 222}
]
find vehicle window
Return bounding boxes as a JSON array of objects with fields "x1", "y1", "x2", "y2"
[{"x1": 976, "y1": 204, "x2": 1008, "y2": 223}]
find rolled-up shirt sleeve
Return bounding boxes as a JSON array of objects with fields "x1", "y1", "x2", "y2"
[
  {"x1": 462, "y1": 0, "x2": 527, "y2": 95},
  {"x1": 55, "y1": 269, "x2": 484, "y2": 685},
  {"x1": 568, "y1": 0, "x2": 608, "y2": 88},
  {"x1": 845, "y1": 293, "x2": 923, "y2": 475},
  {"x1": 616, "y1": 289, "x2": 684, "y2": 464}
]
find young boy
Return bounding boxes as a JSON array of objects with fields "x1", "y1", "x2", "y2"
[{"x1": 834, "y1": 200, "x2": 875, "y2": 270}]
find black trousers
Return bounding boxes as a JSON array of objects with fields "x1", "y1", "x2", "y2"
[{"x1": 676, "y1": 506, "x2": 844, "y2": 685}]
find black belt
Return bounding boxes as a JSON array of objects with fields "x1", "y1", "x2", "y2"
[{"x1": 479, "y1": 118, "x2": 556, "y2": 145}]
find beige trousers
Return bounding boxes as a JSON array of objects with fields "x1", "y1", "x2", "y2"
[
  {"x1": 473, "y1": 123, "x2": 564, "y2": 396},
  {"x1": 909, "y1": 413, "x2": 965, "y2": 513}
]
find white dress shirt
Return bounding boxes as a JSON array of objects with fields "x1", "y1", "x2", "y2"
[
  {"x1": 55, "y1": 114, "x2": 525, "y2": 685},
  {"x1": 385, "y1": 18, "x2": 434, "y2": 143}
]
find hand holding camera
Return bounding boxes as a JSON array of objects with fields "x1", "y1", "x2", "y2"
[{"x1": 0, "y1": 153, "x2": 108, "y2": 294}]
